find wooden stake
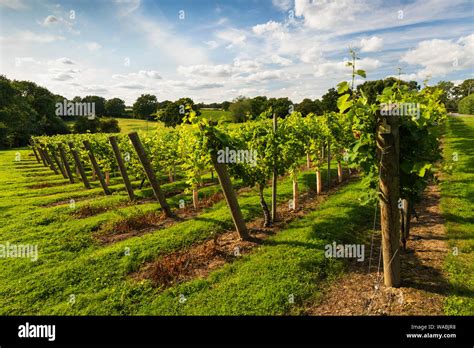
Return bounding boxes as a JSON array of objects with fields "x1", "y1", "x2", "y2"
[
  {"x1": 192, "y1": 189, "x2": 199, "y2": 209},
  {"x1": 50, "y1": 147, "x2": 68, "y2": 179},
  {"x1": 271, "y1": 113, "x2": 278, "y2": 222},
  {"x1": 83, "y1": 140, "x2": 111, "y2": 195},
  {"x1": 68, "y1": 142, "x2": 91, "y2": 189},
  {"x1": 128, "y1": 132, "x2": 173, "y2": 217},
  {"x1": 378, "y1": 115, "x2": 401, "y2": 288},
  {"x1": 31, "y1": 146, "x2": 40, "y2": 164},
  {"x1": 316, "y1": 170, "x2": 322, "y2": 195},
  {"x1": 109, "y1": 136, "x2": 135, "y2": 201},
  {"x1": 337, "y1": 161, "x2": 343, "y2": 183},
  {"x1": 293, "y1": 179, "x2": 299, "y2": 210},
  {"x1": 41, "y1": 146, "x2": 59, "y2": 174},
  {"x1": 58, "y1": 144, "x2": 74, "y2": 183},
  {"x1": 210, "y1": 153, "x2": 249, "y2": 240}
]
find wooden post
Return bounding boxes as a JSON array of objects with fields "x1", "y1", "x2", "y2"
[
  {"x1": 337, "y1": 161, "x2": 343, "y2": 183},
  {"x1": 31, "y1": 146, "x2": 40, "y2": 164},
  {"x1": 192, "y1": 189, "x2": 199, "y2": 209},
  {"x1": 377, "y1": 115, "x2": 401, "y2": 288},
  {"x1": 128, "y1": 132, "x2": 173, "y2": 217},
  {"x1": 293, "y1": 179, "x2": 298, "y2": 210},
  {"x1": 316, "y1": 170, "x2": 322, "y2": 195},
  {"x1": 41, "y1": 146, "x2": 58, "y2": 174},
  {"x1": 271, "y1": 113, "x2": 278, "y2": 222},
  {"x1": 83, "y1": 140, "x2": 111, "y2": 195},
  {"x1": 58, "y1": 144, "x2": 74, "y2": 183},
  {"x1": 50, "y1": 147, "x2": 68, "y2": 179},
  {"x1": 109, "y1": 136, "x2": 135, "y2": 201},
  {"x1": 327, "y1": 140, "x2": 331, "y2": 191},
  {"x1": 37, "y1": 147, "x2": 48, "y2": 167},
  {"x1": 68, "y1": 142, "x2": 91, "y2": 189},
  {"x1": 210, "y1": 154, "x2": 249, "y2": 240}
]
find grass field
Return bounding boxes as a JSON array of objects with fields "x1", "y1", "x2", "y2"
[
  {"x1": 0, "y1": 145, "x2": 357, "y2": 314},
  {"x1": 440, "y1": 116, "x2": 474, "y2": 315},
  {"x1": 0, "y1": 117, "x2": 471, "y2": 315}
]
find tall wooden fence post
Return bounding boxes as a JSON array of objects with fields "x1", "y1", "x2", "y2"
[
  {"x1": 109, "y1": 136, "x2": 135, "y2": 201},
  {"x1": 210, "y1": 155, "x2": 249, "y2": 240},
  {"x1": 41, "y1": 146, "x2": 59, "y2": 175},
  {"x1": 128, "y1": 132, "x2": 172, "y2": 217},
  {"x1": 58, "y1": 144, "x2": 74, "y2": 183},
  {"x1": 37, "y1": 146, "x2": 48, "y2": 167},
  {"x1": 271, "y1": 113, "x2": 278, "y2": 223},
  {"x1": 377, "y1": 114, "x2": 401, "y2": 288},
  {"x1": 68, "y1": 142, "x2": 91, "y2": 189},
  {"x1": 83, "y1": 140, "x2": 111, "y2": 195},
  {"x1": 50, "y1": 147, "x2": 68, "y2": 179},
  {"x1": 31, "y1": 146, "x2": 40, "y2": 164}
]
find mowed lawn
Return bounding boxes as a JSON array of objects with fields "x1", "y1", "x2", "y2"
[
  {"x1": 440, "y1": 115, "x2": 474, "y2": 315},
  {"x1": 0, "y1": 143, "x2": 368, "y2": 315}
]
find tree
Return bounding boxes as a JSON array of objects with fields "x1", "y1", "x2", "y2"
[
  {"x1": 82, "y1": 96, "x2": 106, "y2": 116},
  {"x1": 105, "y1": 98, "x2": 125, "y2": 116},
  {"x1": 296, "y1": 98, "x2": 323, "y2": 116},
  {"x1": 73, "y1": 116, "x2": 101, "y2": 133},
  {"x1": 454, "y1": 79, "x2": 474, "y2": 99},
  {"x1": 265, "y1": 97, "x2": 293, "y2": 118},
  {"x1": 222, "y1": 101, "x2": 231, "y2": 111},
  {"x1": 321, "y1": 88, "x2": 339, "y2": 113},
  {"x1": 157, "y1": 98, "x2": 200, "y2": 127},
  {"x1": 100, "y1": 117, "x2": 121, "y2": 133},
  {"x1": 357, "y1": 78, "x2": 418, "y2": 105},
  {"x1": 229, "y1": 96, "x2": 252, "y2": 122},
  {"x1": 458, "y1": 94, "x2": 474, "y2": 115},
  {"x1": 133, "y1": 94, "x2": 158, "y2": 119},
  {"x1": 249, "y1": 96, "x2": 268, "y2": 118}
]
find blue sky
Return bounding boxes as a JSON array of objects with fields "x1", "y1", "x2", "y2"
[{"x1": 0, "y1": 0, "x2": 473, "y2": 104}]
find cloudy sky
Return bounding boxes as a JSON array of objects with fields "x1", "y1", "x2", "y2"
[{"x1": 0, "y1": 0, "x2": 473, "y2": 105}]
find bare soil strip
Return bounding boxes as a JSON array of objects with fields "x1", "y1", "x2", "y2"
[
  {"x1": 131, "y1": 177, "x2": 352, "y2": 291},
  {"x1": 306, "y1": 184, "x2": 450, "y2": 315}
]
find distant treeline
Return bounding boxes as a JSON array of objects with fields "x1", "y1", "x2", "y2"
[{"x1": 1, "y1": 74, "x2": 472, "y2": 148}]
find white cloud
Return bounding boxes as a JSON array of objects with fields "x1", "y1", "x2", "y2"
[
  {"x1": 216, "y1": 28, "x2": 247, "y2": 48},
  {"x1": 252, "y1": 21, "x2": 283, "y2": 35},
  {"x1": 401, "y1": 34, "x2": 474, "y2": 79},
  {"x1": 86, "y1": 42, "x2": 102, "y2": 51},
  {"x1": 270, "y1": 54, "x2": 293, "y2": 66},
  {"x1": 52, "y1": 73, "x2": 73, "y2": 81},
  {"x1": 0, "y1": 0, "x2": 27, "y2": 10},
  {"x1": 115, "y1": 0, "x2": 141, "y2": 17},
  {"x1": 204, "y1": 40, "x2": 218, "y2": 49},
  {"x1": 178, "y1": 64, "x2": 235, "y2": 77},
  {"x1": 56, "y1": 57, "x2": 75, "y2": 65},
  {"x1": 43, "y1": 15, "x2": 59, "y2": 26},
  {"x1": 314, "y1": 58, "x2": 380, "y2": 77},
  {"x1": 0, "y1": 31, "x2": 65, "y2": 44},
  {"x1": 360, "y1": 36, "x2": 383, "y2": 52},
  {"x1": 272, "y1": 0, "x2": 293, "y2": 11},
  {"x1": 295, "y1": 0, "x2": 369, "y2": 31}
]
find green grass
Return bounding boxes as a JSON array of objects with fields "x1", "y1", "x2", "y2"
[
  {"x1": 65, "y1": 118, "x2": 156, "y2": 134},
  {"x1": 0, "y1": 147, "x2": 348, "y2": 314},
  {"x1": 199, "y1": 109, "x2": 233, "y2": 122},
  {"x1": 440, "y1": 116, "x2": 474, "y2": 315}
]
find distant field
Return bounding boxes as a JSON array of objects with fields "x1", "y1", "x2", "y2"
[
  {"x1": 199, "y1": 109, "x2": 233, "y2": 122},
  {"x1": 115, "y1": 118, "x2": 157, "y2": 134},
  {"x1": 65, "y1": 118, "x2": 156, "y2": 134},
  {"x1": 65, "y1": 111, "x2": 232, "y2": 135}
]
